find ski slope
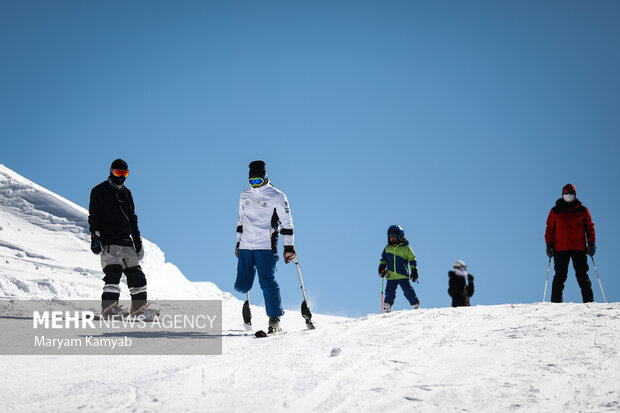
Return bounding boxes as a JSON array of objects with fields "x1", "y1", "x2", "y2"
[
  {"x1": 0, "y1": 164, "x2": 618, "y2": 412},
  {"x1": 1, "y1": 303, "x2": 618, "y2": 412}
]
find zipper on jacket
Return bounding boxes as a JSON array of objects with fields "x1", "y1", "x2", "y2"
[{"x1": 391, "y1": 244, "x2": 399, "y2": 278}]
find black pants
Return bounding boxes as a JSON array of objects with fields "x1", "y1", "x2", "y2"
[{"x1": 551, "y1": 250, "x2": 593, "y2": 303}]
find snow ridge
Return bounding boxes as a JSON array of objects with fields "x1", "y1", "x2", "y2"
[{"x1": 0, "y1": 164, "x2": 229, "y2": 301}]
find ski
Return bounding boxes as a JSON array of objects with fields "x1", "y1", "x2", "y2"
[
  {"x1": 253, "y1": 323, "x2": 316, "y2": 338},
  {"x1": 302, "y1": 300, "x2": 315, "y2": 329}
]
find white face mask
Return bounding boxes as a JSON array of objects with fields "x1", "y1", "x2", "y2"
[{"x1": 563, "y1": 194, "x2": 575, "y2": 203}]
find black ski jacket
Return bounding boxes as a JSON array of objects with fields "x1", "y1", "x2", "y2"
[
  {"x1": 448, "y1": 271, "x2": 475, "y2": 307},
  {"x1": 88, "y1": 179, "x2": 141, "y2": 247}
]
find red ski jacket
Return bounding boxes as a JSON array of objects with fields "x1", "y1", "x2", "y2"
[{"x1": 545, "y1": 198, "x2": 595, "y2": 252}]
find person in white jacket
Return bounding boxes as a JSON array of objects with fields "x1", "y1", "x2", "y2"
[{"x1": 234, "y1": 160, "x2": 296, "y2": 332}]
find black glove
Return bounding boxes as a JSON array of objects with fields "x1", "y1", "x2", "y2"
[
  {"x1": 378, "y1": 265, "x2": 386, "y2": 277},
  {"x1": 283, "y1": 245, "x2": 296, "y2": 263},
  {"x1": 546, "y1": 243, "x2": 554, "y2": 258},
  {"x1": 90, "y1": 233, "x2": 102, "y2": 255},
  {"x1": 235, "y1": 242, "x2": 240, "y2": 258},
  {"x1": 134, "y1": 237, "x2": 144, "y2": 260},
  {"x1": 587, "y1": 243, "x2": 596, "y2": 257},
  {"x1": 410, "y1": 267, "x2": 419, "y2": 282}
]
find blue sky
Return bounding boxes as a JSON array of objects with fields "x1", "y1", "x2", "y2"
[{"x1": 1, "y1": 1, "x2": 619, "y2": 317}]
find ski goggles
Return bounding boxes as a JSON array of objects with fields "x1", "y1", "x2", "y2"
[
  {"x1": 248, "y1": 177, "x2": 265, "y2": 187},
  {"x1": 111, "y1": 169, "x2": 129, "y2": 178}
]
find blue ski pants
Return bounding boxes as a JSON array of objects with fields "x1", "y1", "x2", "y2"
[
  {"x1": 384, "y1": 278, "x2": 419, "y2": 306},
  {"x1": 235, "y1": 249, "x2": 284, "y2": 318}
]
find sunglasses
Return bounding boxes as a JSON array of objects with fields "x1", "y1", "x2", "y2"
[
  {"x1": 112, "y1": 169, "x2": 129, "y2": 178},
  {"x1": 248, "y1": 177, "x2": 265, "y2": 187}
]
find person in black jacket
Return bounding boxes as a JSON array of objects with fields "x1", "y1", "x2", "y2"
[
  {"x1": 89, "y1": 159, "x2": 147, "y2": 316},
  {"x1": 448, "y1": 260, "x2": 474, "y2": 307}
]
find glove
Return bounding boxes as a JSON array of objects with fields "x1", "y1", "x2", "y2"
[
  {"x1": 134, "y1": 238, "x2": 144, "y2": 261},
  {"x1": 410, "y1": 267, "x2": 419, "y2": 282},
  {"x1": 235, "y1": 242, "x2": 240, "y2": 258},
  {"x1": 283, "y1": 246, "x2": 296, "y2": 263},
  {"x1": 90, "y1": 233, "x2": 102, "y2": 255},
  {"x1": 546, "y1": 243, "x2": 554, "y2": 258},
  {"x1": 378, "y1": 265, "x2": 386, "y2": 278},
  {"x1": 587, "y1": 243, "x2": 596, "y2": 257}
]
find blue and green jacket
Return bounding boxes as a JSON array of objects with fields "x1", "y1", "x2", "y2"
[{"x1": 379, "y1": 241, "x2": 417, "y2": 280}]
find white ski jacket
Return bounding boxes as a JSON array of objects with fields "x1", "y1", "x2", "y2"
[{"x1": 236, "y1": 183, "x2": 294, "y2": 250}]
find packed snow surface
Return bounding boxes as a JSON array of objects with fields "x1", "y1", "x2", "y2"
[
  {"x1": 0, "y1": 164, "x2": 618, "y2": 412},
  {"x1": 1, "y1": 303, "x2": 619, "y2": 412}
]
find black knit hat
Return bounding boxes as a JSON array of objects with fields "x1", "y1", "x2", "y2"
[
  {"x1": 110, "y1": 159, "x2": 128, "y2": 170},
  {"x1": 248, "y1": 160, "x2": 266, "y2": 178},
  {"x1": 562, "y1": 183, "x2": 576, "y2": 195}
]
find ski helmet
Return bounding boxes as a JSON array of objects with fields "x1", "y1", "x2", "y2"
[
  {"x1": 387, "y1": 225, "x2": 405, "y2": 242},
  {"x1": 453, "y1": 260, "x2": 467, "y2": 271}
]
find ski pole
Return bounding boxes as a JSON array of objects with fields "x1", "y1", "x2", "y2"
[
  {"x1": 543, "y1": 256, "x2": 551, "y2": 302},
  {"x1": 590, "y1": 256, "x2": 607, "y2": 303},
  {"x1": 294, "y1": 257, "x2": 315, "y2": 329},
  {"x1": 381, "y1": 276, "x2": 385, "y2": 313}
]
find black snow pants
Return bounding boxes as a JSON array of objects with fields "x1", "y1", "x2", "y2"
[{"x1": 551, "y1": 250, "x2": 594, "y2": 303}]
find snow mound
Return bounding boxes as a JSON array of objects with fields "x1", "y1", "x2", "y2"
[{"x1": 0, "y1": 164, "x2": 229, "y2": 301}]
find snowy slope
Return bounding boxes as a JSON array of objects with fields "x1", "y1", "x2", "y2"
[
  {"x1": 0, "y1": 163, "x2": 220, "y2": 301},
  {"x1": 0, "y1": 165, "x2": 618, "y2": 412},
  {"x1": 0, "y1": 303, "x2": 618, "y2": 412}
]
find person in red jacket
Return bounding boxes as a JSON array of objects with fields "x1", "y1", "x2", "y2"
[{"x1": 545, "y1": 184, "x2": 596, "y2": 303}]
